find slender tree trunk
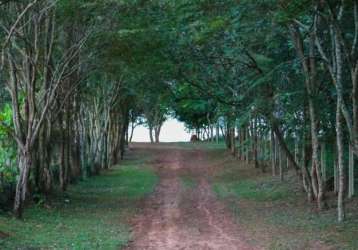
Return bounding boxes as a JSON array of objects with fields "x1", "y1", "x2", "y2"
[
  {"x1": 237, "y1": 126, "x2": 241, "y2": 159},
  {"x1": 129, "y1": 122, "x2": 135, "y2": 143},
  {"x1": 72, "y1": 101, "x2": 82, "y2": 178},
  {"x1": 336, "y1": 98, "x2": 345, "y2": 222},
  {"x1": 253, "y1": 118, "x2": 258, "y2": 168},
  {"x1": 102, "y1": 129, "x2": 108, "y2": 169},
  {"x1": 120, "y1": 123, "x2": 127, "y2": 160},
  {"x1": 291, "y1": 26, "x2": 325, "y2": 209},
  {"x1": 352, "y1": 67, "x2": 358, "y2": 154},
  {"x1": 302, "y1": 136, "x2": 312, "y2": 201},
  {"x1": 271, "y1": 131, "x2": 277, "y2": 176},
  {"x1": 41, "y1": 120, "x2": 53, "y2": 194},
  {"x1": 240, "y1": 128, "x2": 243, "y2": 161},
  {"x1": 294, "y1": 139, "x2": 299, "y2": 164},
  {"x1": 349, "y1": 145, "x2": 355, "y2": 199},
  {"x1": 334, "y1": 151, "x2": 338, "y2": 194},
  {"x1": 271, "y1": 119, "x2": 301, "y2": 173},
  {"x1": 279, "y1": 145, "x2": 283, "y2": 181},
  {"x1": 59, "y1": 112, "x2": 67, "y2": 191},
  {"x1": 230, "y1": 126, "x2": 236, "y2": 155},
  {"x1": 14, "y1": 149, "x2": 32, "y2": 218},
  {"x1": 154, "y1": 124, "x2": 161, "y2": 143},
  {"x1": 321, "y1": 142, "x2": 327, "y2": 185},
  {"x1": 216, "y1": 121, "x2": 220, "y2": 144},
  {"x1": 225, "y1": 122, "x2": 231, "y2": 149},
  {"x1": 245, "y1": 125, "x2": 250, "y2": 164},
  {"x1": 210, "y1": 125, "x2": 214, "y2": 142},
  {"x1": 149, "y1": 126, "x2": 154, "y2": 143}
]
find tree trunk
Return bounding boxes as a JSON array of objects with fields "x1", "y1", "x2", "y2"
[
  {"x1": 210, "y1": 125, "x2": 214, "y2": 142},
  {"x1": 245, "y1": 125, "x2": 250, "y2": 164},
  {"x1": 129, "y1": 122, "x2": 135, "y2": 143},
  {"x1": 149, "y1": 126, "x2": 154, "y2": 143},
  {"x1": 336, "y1": 98, "x2": 345, "y2": 222},
  {"x1": 14, "y1": 150, "x2": 32, "y2": 218},
  {"x1": 59, "y1": 112, "x2": 67, "y2": 191},
  {"x1": 291, "y1": 26, "x2": 325, "y2": 209},
  {"x1": 349, "y1": 143, "x2": 355, "y2": 199},
  {"x1": 352, "y1": 67, "x2": 358, "y2": 156},
  {"x1": 334, "y1": 152, "x2": 338, "y2": 194},
  {"x1": 271, "y1": 130, "x2": 276, "y2": 176},
  {"x1": 253, "y1": 118, "x2": 258, "y2": 169},
  {"x1": 230, "y1": 126, "x2": 236, "y2": 155},
  {"x1": 216, "y1": 121, "x2": 220, "y2": 144},
  {"x1": 302, "y1": 136, "x2": 313, "y2": 201},
  {"x1": 154, "y1": 124, "x2": 161, "y2": 143},
  {"x1": 279, "y1": 145, "x2": 283, "y2": 181},
  {"x1": 321, "y1": 142, "x2": 327, "y2": 184}
]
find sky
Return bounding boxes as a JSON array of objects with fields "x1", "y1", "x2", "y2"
[{"x1": 131, "y1": 118, "x2": 191, "y2": 142}]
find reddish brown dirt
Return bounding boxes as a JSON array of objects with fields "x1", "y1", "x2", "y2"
[{"x1": 126, "y1": 144, "x2": 261, "y2": 250}]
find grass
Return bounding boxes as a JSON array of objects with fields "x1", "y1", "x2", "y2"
[
  {"x1": 170, "y1": 141, "x2": 227, "y2": 150},
  {"x1": 214, "y1": 177, "x2": 292, "y2": 202},
  {"x1": 0, "y1": 151, "x2": 158, "y2": 250},
  {"x1": 210, "y1": 147, "x2": 358, "y2": 250}
]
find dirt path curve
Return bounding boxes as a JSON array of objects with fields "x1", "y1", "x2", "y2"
[{"x1": 125, "y1": 144, "x2": 261, "y2": 250}]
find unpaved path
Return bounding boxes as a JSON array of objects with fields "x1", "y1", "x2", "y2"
[{"x1": 126, "y1": 144, "x2": 260, "y2": 250}]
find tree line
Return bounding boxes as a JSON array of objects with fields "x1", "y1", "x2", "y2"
[
  {"x1": 0, "y1": 0, "x2": 357, "y2": 223},
  {"x1": 170, "y1": 0, "x2": 357, "y2": 223},
  {"x1": 0, "y1": 0, "x2": 169, "y2": 218}
]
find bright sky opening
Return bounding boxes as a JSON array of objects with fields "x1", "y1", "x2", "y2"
[{"x1": 131, "y1": 118, "x2": 191, "y2": 142}]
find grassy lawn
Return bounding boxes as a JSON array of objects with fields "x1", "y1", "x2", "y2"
[
  {"x1": 211, "y1": 149, "x2": 358, "y2": 250},
  {"x1": 0, "y1": 151, "x2": 158, "y2": 250}
]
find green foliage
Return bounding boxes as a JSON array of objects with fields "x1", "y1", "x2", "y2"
[
  {"x1": 0, "y1": 105, "x2": 17, "y2": 205},
  {"x1": 273, "y1": 0, "x2": 312, "y2": 24},
  {"x1": 0, "y1": 104, "x2": 12, "y2": 136}
]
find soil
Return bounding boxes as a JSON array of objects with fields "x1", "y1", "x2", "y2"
[{"x1": 125, "y1": 144, "x2": 261, "y2": 250}]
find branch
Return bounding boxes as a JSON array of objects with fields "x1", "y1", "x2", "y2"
[{"x1": 1, "y1": 0, "x2": 38, "y2": 50}]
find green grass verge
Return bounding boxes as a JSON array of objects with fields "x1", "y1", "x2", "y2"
[
  {"x1": 169, "y1": 141, "x2": 227, "y2": 150},
  {"x1": 213, "y1": 178, "x2": 291, "y2": 202},
  {"x1": 0, "y1": 159, "x2": 157, "y2": 249},
  {"x1": 211, "y1": 154, "x2": 358, "y2": 249}
]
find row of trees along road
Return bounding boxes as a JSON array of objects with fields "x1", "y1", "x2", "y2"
[
  {"x1": 0, "y1": 0, "x2": 169, "y2": 218},
  {"x1": 169, "y1": 0, "x2": 358, "y2": 223},
  {"x1": 0, "y1": 0, "x2": 357, "y2": 223}
]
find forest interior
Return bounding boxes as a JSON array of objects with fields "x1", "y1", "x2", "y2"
[{"x1": 1, "y1": 0, "x2": 358, "y2": 249}]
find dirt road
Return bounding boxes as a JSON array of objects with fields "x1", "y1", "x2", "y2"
[{"x1": 126, "y1": 144, "x2": 260, "y2": 250}]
